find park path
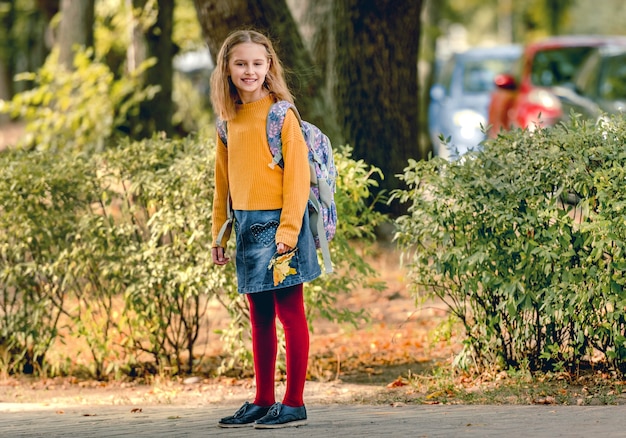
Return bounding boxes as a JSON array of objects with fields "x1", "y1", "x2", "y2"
[{"x1": 2, "y1": 401, "x2": 626, "y2": 437}]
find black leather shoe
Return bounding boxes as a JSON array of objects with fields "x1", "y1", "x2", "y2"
[
  {"x1": 218, "y1": 402, "x2": 271, "y2": 428},
  {"x1": 254, "y1": 402, "x2": 307, "y2": 428}
]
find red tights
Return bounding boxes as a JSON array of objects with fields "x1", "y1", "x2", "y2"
[{"x1": 246, "y1": 283, "x2": 309, "y2": 408}]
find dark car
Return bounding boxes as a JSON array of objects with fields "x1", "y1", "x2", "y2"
[
  {"x1": 487, "y1": 35, "x2": 626, "y2": 137},
  {"x1": 554, "y1": 45, "x2": 626, "y2": 122},
  {"x1": 428, "y1": 45, "x2": 522, "y2": 160}
]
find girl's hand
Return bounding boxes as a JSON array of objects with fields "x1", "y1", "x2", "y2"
[
  {"x1": 212, "y1": 246, "x2": 230, "y2": 265},
  {"x1": 276, "y1": 242, "x2": 292, "y2": 254}
]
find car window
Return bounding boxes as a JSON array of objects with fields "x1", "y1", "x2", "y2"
[
  {"x1": 599, "y1": 54, "x2": 626, "y2": 100},
  {"x1": 531, "y1": 47, "x2": 595, "y2": 87},
  {"x1": 574, "y1": 51, "x2": 602, "y2": 97},
  {"x1": 463, "y1": 58, "x2": 516, "y2": 93}
]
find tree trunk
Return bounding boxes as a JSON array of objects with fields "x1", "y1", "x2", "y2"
[
  {"x1": 57, "y1": 0, "x2": 94, "y2": 69},
  {"x1": 420, "y1": 0, "x2": 442, "y2": 156},
  {"x1": 0, "y1": 4, "x2": 14, "y2": 125},
  {"x1": 193, "y1": 0, "x2": 327, "y2": 131},
  {"x1": 287, "y1": 0, "x2": 342, "y2": 143},
  {"x1": 127, "y1": 0, "x2": 148, "y2": 73},
  {"x1": 546, "y1": 0, "x2": 575, "y2": 35},
  {"x1": 333, "y1": 0, "x2": 423, "y2": 215},
  {"x1": 144, "y1": 0, "x2": 174, "y2": 137},
  {"x1": 130, "y1": 0, "x2": 174, "y2": 138}
]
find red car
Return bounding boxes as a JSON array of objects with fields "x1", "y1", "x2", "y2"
[{"x1": 487, "y1": 35, "x2": 626, "y2": 137}]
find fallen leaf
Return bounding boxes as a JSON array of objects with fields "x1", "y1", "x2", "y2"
[
  {"x1": 533, "y1": 396, "x2": 556, "y2": 405},
  {"x1": 387, "y1": 376, "x2": 409, "y2": 388}
]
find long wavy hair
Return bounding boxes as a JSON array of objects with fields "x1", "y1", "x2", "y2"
[{"x1": 210, "y1": 30, "x2": 294, "y2": 121}]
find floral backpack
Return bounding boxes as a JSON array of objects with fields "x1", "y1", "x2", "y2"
[{"x1": 216, "y1": 101, "x2": 337, "y2": 274}]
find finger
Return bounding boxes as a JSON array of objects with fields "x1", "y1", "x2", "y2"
[
  {"x1": 212, "y1": 247, "x2": 230, "y2": 265},
  {"x1": 276, "y1": 243, "x2": 291, "y2": 254}
]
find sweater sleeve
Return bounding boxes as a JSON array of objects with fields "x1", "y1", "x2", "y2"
[
  {"x1": 211, "y1": 133, "x2": 231, "y2": 247},
  {"x1": 276, "y1": 109, "x2": 310, "y2": 247}
]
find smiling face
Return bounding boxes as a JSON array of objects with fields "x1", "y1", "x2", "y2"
[{"x1": 228, "y1": 42, "x2": 271, "y2": 103}]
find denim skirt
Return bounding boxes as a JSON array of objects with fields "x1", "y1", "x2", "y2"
[{"x1": 233, "y1": 209, "x2": 321, "y2": 294}]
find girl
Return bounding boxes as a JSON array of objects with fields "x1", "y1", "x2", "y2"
[{"x1": 210, "y1": 30, "x2": 321, "y2": 429}]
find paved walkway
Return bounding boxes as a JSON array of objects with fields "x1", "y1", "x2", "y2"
[{"x1": 2, "y1": 401, "x2": 626, "y2": 437}]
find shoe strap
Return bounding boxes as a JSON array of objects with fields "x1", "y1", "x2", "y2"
[
  {"x1": 267, "y1": 403, "x2": 281, "y2": 417},
  {"x1": 233, "y1": 402, "x2": 250, "y2": 418}
]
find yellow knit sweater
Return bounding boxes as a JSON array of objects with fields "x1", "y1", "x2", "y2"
[{"x1": 211, "y1": 95, "x2": 310, "y2": 248}]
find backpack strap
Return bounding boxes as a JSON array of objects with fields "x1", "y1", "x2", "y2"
[
  {"x1": 266, "y1": 102, "x2": 317, "y2": 184},
  {"x1": 308, "y1": 192, "x2": 333, "y2": 274},
  {"x1": 216, "y1": 118, "x2": 228, "y2": 146},
  {"x1": 266, "y1": 101, "x2": 299, "y2": 169},
  {"x1": 214, "y1": 191, "x2": 233, "y2": 247}
]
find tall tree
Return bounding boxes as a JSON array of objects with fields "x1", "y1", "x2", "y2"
[
  {"x1": 420, "y1": 0, "x2": 443, "y2": 156},
  {"x1": 56, "y1": 0, "x2": 94, "y2": 69},
  {"x1": 544, "y1": 0, "x2": 575, "y2": 35},
  {"x1": 286, "y1": 0, "x2": 342, "y2": 144},
  {"x1": 333, "y1": 0, "x2": 423, "y2": 214},
  {"x1": 130, "y1": 0, "x2": 175, "y2": 138},
  {"x1": 0, "y1": 2, "x2": 14, "y2": 125}
]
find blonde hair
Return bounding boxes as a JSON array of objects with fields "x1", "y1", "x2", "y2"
[{"x1": 210, "y1": 30, "x2": 294, "y2": 121}]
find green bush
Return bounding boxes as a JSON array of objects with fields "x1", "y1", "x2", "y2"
[
  {"x1": 394, "y1": 114, "x2": 626, "y2": 375},
  {"x1": 0, "y1": 135, "x2": 385, "y2": 379},
  {"x1": 0, "y1": 149, "x2": 95, "y2": 374}
]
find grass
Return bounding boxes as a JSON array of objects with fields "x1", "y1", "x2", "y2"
[{"x1": 333, "y1": 359, "x2": 626, "y2": 406}]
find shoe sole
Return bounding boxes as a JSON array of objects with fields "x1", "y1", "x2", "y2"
[
  {"x1": 254, "y1": 419, "x2": 308, "y2": 429},
  {"x1": 218, "y1": 423, "x2": 254, "y2": 428}
]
